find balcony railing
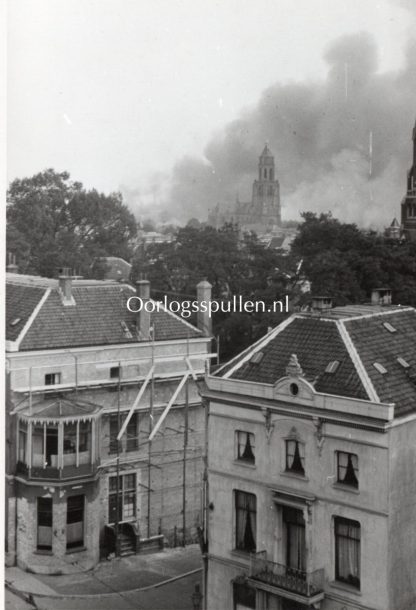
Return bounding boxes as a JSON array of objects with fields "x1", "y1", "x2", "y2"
[
  {"x1": 16, "y1": 460, "x2": 97, "y2": 481},
  {"x1": 249, "y1": 551, "x2": 324, "y2": 598}
]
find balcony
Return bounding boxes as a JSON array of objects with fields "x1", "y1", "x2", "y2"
[
  {"x1": 16, "y1": 396, "x2": 100, "y2": 482},
  {"x1": 249, "y1": 551, "x2": 325, "y2": 605},
  {"x1": 16, "y1": 460, "x2": 97, "y2": 481}
]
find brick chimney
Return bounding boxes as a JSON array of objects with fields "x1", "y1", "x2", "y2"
[
  {"x1": 197, "y1": 280, "x2": 212, "y2": 337},
  {"x1": 58, "y1": 267, "x2": 76, "y2": 306},
  {"x1": 136, "y1": 279, "x2": 151, "y2": 340},
  {"x1": 371, "y1": 288, "x2": 392, "y2": 306}
]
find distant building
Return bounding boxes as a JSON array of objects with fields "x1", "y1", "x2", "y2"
[
  {"x1": 201, "y1": 293, "x2": 416, "y2": 610},
  {"x1": 384, "y1": 217, "x2": 401, "y2": 240},
  {"x1": 136, "y1": 231, "x2": 174, "y2": 249},
  {"x1": 208, "y1": 145, "x2": 281, "y2": 233},
  {"x1": 94, "y1": 256, "x2": 132, "y2": 282},
  {"x1": 6, "y1": 270, "x2": 212, "y2": 573},
  {"x1": 400, "y1": 120, "x2": 416, "y2": 240}
]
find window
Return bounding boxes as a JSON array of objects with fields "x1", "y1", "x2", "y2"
[
  {"x1": 283, "y1": 506, "x2": 306, "y2": 572},
  {"x1": 233, "y1": 582, "x2": 256, "y2": 610},
  {"x1": 79, "y1": 421, "x2": 91, "y2": 455},
  {"x1": 337, "y1": 452, "x2": 359, "y2": 488},
  {"x1": 37, "y1": 497, "x2": 52, "y2": 550},
  {"x1": 66, "y1": 495, "x2": 84, "y2": 549},
  {"x1": 63, "y1": 421, "x2": 92, "y2": 467},
  {"x1": 63, "y1": 423, "x2": 77, "y2": 455},
  {"x1": 110, "y1": 366, "x2": 120, "y2": 379},
  {"x1": 18, "y1": 420, "x2": 28, "y2": 464},
  {"x1": 236, "y1": 431, "x2": 255, "y2": 464},
  {"x1": 32, "y1": 425, "x2": 59, "y2": 468},
  {"x1": 335, "y1": 517, "x2": 360, "y2": 589},
  {"x1": 45, "y1": 373, "x2": 61, "y2": 386},
  {"x1": 109, "y1": 414, "x2": 120, "y2": 454},
  {"x1": 235, "y1": 491, "x2": 256, "y2": 552},
  {"x1": 126, "y1": 413, "x2": 138, "y2": 452},
  {"x1": 108, "y1": 473, "x2": 137, "y2": 523},
  {"x1": 285, "y1": 440, "x2": 305, "y2": 475}
]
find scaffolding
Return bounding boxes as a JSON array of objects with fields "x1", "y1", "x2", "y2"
[{"x1": 8, "y1": 328, "x2": 216, "y2": 555}]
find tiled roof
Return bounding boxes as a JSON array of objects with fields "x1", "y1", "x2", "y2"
[
  {"x1": 6, "y1": 275, "x2": 201, "y2": 350},
  {"x1": 228, "y1": 317, "x2": 368, "y2": 401},
  {"x1": 218, "y1": 307, "x2": 416, "y2": 417},
  {"x1": 344, "y1": 309, "x2": 416, "y2": 417},
  {"x1": 6, "y1": 283, "x2": 47, "y2": 341}
]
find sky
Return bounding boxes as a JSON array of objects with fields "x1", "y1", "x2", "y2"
[{"x1": 7, "y1": 0, "x2": 416, "y2": 226}]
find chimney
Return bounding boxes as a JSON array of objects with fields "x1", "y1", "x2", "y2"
[
  {"x1": 6, "y1": 252, "x2": 18, "y2": 274},
  {"x1": 58, "y1": 267, "x2": 76, "y2": 306},
  {"x1": 311, "y1": 296, "x2": 333, "y2": 313},
  {"x1": 197, "y1": 280, "x2": 212, "y2": 337},
  {"x1": 136, "y1": 279, "x2": 151, "y2": 340},
  {"x1": 371, "y1": 288, "x2": 392, "y2": 306}
]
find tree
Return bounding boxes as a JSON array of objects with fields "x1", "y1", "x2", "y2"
[
  {"x1": 291, "y1": 212, "x2": 416, "y2": 306},
  {"x1": 7, "y1": 169, "x2": 137, "y2": 277},
  {"x1": 131, "y1": 223, "x2": 299, "y2": 360}
]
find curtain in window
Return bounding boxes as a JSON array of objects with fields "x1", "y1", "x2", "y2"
[
  {"x1": 239, "y1": 432, "x2": 255, "y2": 462},
  {"x1": 284, "y1": 507, "x2": 306, "y2": 572},
  {"x1": 236, "y1": 491, "x2": 256, "y2": 551},
  {"x1": 287, "y1": 523, "x2": 306, "y2": 571},
  {"x1": 286, "y1": 440, "x2": 305, "y2": 472},
  {"x1": 338, "y1": 453, "x2": 358, "y2": 486},
  {"x1": 336, "y1": 519, "x2": 360, "y2": 587}
]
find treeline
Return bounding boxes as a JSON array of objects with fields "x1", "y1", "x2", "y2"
[{"x1": 7, "y1": 169, "x2": 416, "y2": 360}]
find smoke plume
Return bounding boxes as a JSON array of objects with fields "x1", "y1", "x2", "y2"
[{"x1": 165, "y1": 31, "x2": 416, "y2": 228}]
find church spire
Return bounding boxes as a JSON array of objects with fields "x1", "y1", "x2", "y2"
[{"x1": 258, "y1": 143, "x2": 275, "y2": 181}]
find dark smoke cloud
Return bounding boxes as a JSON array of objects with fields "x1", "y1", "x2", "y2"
[{"x1": 165, "y1": 31, "x2": 416, "y2": 228}]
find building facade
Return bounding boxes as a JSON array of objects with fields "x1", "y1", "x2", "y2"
[
  {"x1": 400, "y1": 120, "x2": 416, "y2": 240},
  {"x1": 208, "y1": 146, "x2": 281, "y2": 233},
  {"x1": 201, "y1": 296, "x2": 416, "y2": 610},
  {"x1": 6, "y1": 271, "x2": 212, "y2": 573}
]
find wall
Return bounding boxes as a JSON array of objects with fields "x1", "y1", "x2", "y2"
[
  {"x1": 387, "y1": 417, "x2": 416, "y2": 610},
  {"x1": 14, "y1": 479, "x2": 100, "y2": 573},
  {"x1": 207, "y1": 396, "x2": 391, "y2": 610},
  {"x1": 6, "y1": 336, "x2": 210, "y2": 569}
]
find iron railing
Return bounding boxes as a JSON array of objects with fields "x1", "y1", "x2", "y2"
[{"x1": 250, "y1": 551, "x2": 324, "y2": 597}]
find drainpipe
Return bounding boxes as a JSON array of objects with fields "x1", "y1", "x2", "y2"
[
  {"x1": 115, "y1": 361, "x2": 121, "y2": 557},
  {"x1": 201, "y1": 394, "x2": 209, "y2": 610}
]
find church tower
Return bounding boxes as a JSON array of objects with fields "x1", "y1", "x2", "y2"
[
  {"x1": 401, "y1": 120, "x2": 416, "y2": 240},
  {"x1": 252, "y1": 144, "x2": 281, "y2": 226}
]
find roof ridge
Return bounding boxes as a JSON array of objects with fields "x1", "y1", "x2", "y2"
[
  {"x1": 149, "y1": 298, "x2": 203, "y2": 336},
  {"x1": 337, "y1": 319, "x2": 379, "y2": 402},
  {"x1": 15, "y1": 288, "x2": 51, "y2": 349},
  {"x1": 341, "y1": 307, "x2": 414, "y2": 322},
  {"x1": 224, "y1": 314, "x2": 295, "y2": 379}
]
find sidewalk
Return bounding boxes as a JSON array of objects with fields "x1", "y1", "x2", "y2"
[{"x1": 5, "y1": 545, "x2": 202, "y2": 599}]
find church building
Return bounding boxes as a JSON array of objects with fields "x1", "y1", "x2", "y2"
[
  {"x1": 400, "y1": 119, "x2": 416, "y2": 240},
  {"x1": 208, "y1": 145, "x2": 281, "y2": 233}
]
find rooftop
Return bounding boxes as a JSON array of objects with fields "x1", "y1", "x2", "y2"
[
  {"x1": 6, "y1": 273, "x2": 202, "y2": 351},
  {"x1": 216, "y1": 305, "x2": 416, "y2": 417}
]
